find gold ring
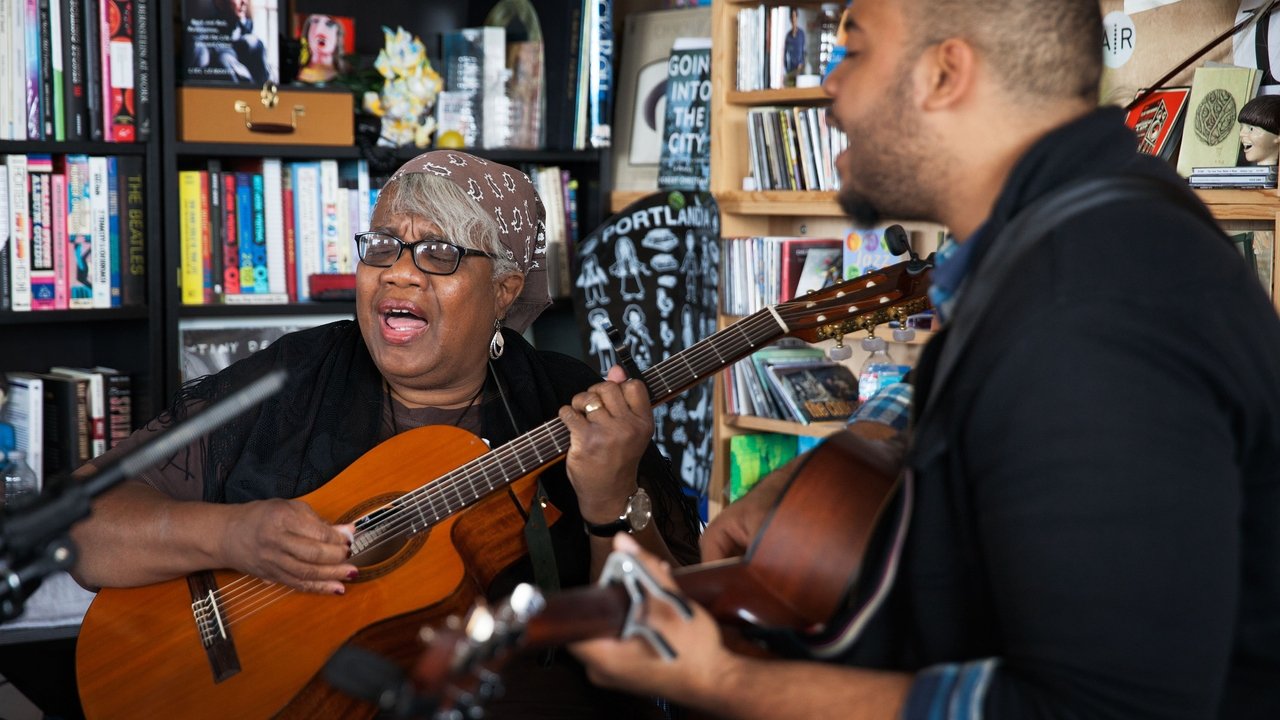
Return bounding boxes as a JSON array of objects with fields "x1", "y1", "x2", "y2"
[{"x1": 584, "y1": 402, "x2": 602, "y2": 414}]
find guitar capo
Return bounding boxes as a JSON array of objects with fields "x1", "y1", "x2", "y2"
[
  {"x1": 605, "y1": 324, "x2": 643, "y2": 379},
  {"x1": 599, "y1": 551, "x2": 694, "y2": 661}
]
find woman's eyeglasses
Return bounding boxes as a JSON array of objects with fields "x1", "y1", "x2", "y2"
[{"x1": 354, "y1": 231, "x2": 498, "y2": 276}]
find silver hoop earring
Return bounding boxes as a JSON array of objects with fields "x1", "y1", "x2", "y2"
[{"x1": 489, "y1": 319, "x2": 505, "y2": 360}]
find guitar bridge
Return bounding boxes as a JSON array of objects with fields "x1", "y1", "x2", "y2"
[{"x1": 187, "y1": 571, "x2": 242, "y2": 683}]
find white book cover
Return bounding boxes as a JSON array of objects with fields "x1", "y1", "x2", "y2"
[
  {"x1": 319, "y1": 159, "x2": 340, "y2": 274},
  {"x1": 292, "y1": 162, "x2": 321, "y2": 301},
  {"x1": 334, "y1": 187, "x2": 350, "y2": 273},
  {"x1": 6, "y1": 154, "x2": 31, "y2": 310},
  {"x1": 261, "y1": 158, "x2": 286, "y2": 294},
  {"x1": 88, "y1": 155, "x2": 110, "y2": 308},
  {"x1": 66, "y1": 155, "x2": 94, "y2": 308},
  {"x1": 8, "y1": 0, "x2": 27, "y2": 140},
  {"x1": 0, "y1": 0, "x2": 10, "y2": 139},
  {"x1": 465, "y1": 26, "x2": 507, "y2": 148},
  {"x1": 355, "y1": 159, "x2": 370, "y2": 235},
  {"x1": 4, "y1": 372, "x2": 44, "y2": 490}
]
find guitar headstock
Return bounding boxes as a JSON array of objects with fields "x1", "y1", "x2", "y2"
[{"x1": 776, "y1": 260, "x2": 932, "y2": 344}]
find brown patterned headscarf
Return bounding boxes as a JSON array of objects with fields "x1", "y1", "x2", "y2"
[{"x1": 386, "y1": 150, "x2": 551, "y2": 333}]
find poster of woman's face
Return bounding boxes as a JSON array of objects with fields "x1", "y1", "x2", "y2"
[{"x1": 295, "y1": 13, "x2": 353, "y2": 84}]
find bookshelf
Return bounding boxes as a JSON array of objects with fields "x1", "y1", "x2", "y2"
[
  {"x1": 152, "y1": 0, "x2": 616, "y2": 402},
  {"x1": 0, "y1": 0, "x2": 167, "y2": 427},
  {"x1": 707, "y1": 0, "x2": 944, "y2": 516}
]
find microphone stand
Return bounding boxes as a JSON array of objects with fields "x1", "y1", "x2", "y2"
[{"x1": 0, "y1": 369, "x2": 288, "y2": 623}]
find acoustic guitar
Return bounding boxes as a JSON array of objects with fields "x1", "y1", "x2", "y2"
[
  {"x1": 75, "y1": 262, "x2": 930, "y2": 719},
  {"x1": 392, "y1": 428, "x2": 906, "y2": 720}
]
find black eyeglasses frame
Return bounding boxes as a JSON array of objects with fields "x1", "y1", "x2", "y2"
[{"x1": 354, "y1": 231, "x2": 499, "y2": 276}]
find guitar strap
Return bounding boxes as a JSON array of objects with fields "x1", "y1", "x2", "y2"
[{"x1": 806, "y1": 174, "x2": 1220, "y2": 661}]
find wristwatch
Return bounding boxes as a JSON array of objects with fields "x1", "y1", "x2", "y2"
[{"x1": 583, "y1": 488, "x2": 652, "y2": 537}]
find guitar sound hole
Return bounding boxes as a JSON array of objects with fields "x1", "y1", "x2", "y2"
[{"x1": 343, "y1": 494, "x2": 432, "y2": 578}]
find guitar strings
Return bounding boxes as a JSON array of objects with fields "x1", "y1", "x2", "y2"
[{"x1": 199, "y1": 283, "x2": 912, "y2": 629}]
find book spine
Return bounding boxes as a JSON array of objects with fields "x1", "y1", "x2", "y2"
[
  {"x1": 82, "y1": 0, "x2": 101, "y2": 141},
  {"x1": 221, "y1": 171, "x2": 240, "y2": 296},
  {"x1": 294, "y1": 163, "x2": 319, "y2": 301},
  {"x1": 25, "y1": 0, "x2": 43, "y2": 139},
  {"x1": 319, "y1": 159, "x2": 340, "y2": 274},
  {"x1": 8, "y1": 0, "x2": 27, "y2": 140},
  {"x1": 107, "y1": 0, "x2": 134, "y2": 142},
  {"x1": 37, "y1": 0, "x2": 56, "y2": 139},
  {"x1": 250, "y1": 172, "x2": 267, "y2": 292},
  {"x1": 199, "y1": 170, "x2": 213, "y2": 303},
  {"x1": 281, "y1": 162, "x2": 297, "y2": 302},
  {"x1": 206, "y1": 160, "x2": 223, "y2": 300},
  {"x1": 7, "y1": 155, "x2": 31, "y2": 310},
  {"x1": 96, "y1": 0, "x2": 112, "y2": 141},
  {"x1": 103, "y1": 371, "x2": 131, "y2": 448},
  {"x1": 106, "y1": 156, "x2": 120, "y2": 305},
  {"x1": 178, "y1": 170, "x2": 203, "y2": 304},
  {"x1": 118, "y1": 154, "x2": 144, "y2": 305},
  {"x1": 88, "y1": 155, "x2": 110, "y2": 307},
  {"x1": 132, "y1": 0, "x2": 149, "y2": 140},
  {"x1": 589, "y1": 0, "x2": 613, "y2": 149},
  {"x1": 72, "y1": 376, "x2": 91, "y2": 465},
  {"x1": 235, "y1": 171, "x2": 255, "y2": 293},
  {"x1": 63, "y1": 0, "x2": 87, "y2": 140},
  {"x1": 50, "y1": 0, "x2": 65, "y2": 139},
  {"x1": 30, "y1": 171, "x2": 57, "y2": 309},
  {"x1": 65, "y1": 155, "x2": 93, "y2": 307},
  {"x1": 0, "y1": 171, "x2": 9, "y2": 310},
  {"x1": 51, "y1": 172, "x2": 68, "y2": 309},
  {"x1": 262, "y1": 158, "x2": 286, "y2": 295}
]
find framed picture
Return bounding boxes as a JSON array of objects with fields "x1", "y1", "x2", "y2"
[
  {"x1": 292, "y1": 13, "x2": 355, "y2": 84},
  {"x1": 611, "y1": 7, "x2": 710, "y2": 193},
  {"x1": 178, "y1": 315, "x2": 350, "y2": 382},
  {"x1": 1124, "y1": 86, "x2": 1190, "y2": 160}
]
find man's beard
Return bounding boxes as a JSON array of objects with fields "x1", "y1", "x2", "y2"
[{"x1": 837, "y1": 187, "x2": 884, "y2": 229}]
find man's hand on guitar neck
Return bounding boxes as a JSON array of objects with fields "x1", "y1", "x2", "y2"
[{"x1": 702, "y1": 421, "x2": 904, "y2": 563}]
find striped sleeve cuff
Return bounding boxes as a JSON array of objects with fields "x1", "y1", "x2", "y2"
[
  {"x1": 902, "y1": 658, "x2": 999, "y2": 720},
  {"x1": 848, "y1": 381, "x2": 913, "y2": 431}
]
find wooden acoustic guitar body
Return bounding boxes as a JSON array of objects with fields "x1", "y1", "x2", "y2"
[{"x1": 76, "y1": 425, "x2": 558, "y2": 720}]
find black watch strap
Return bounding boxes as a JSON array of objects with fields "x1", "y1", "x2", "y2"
[{"x1": 583, "y1": 517, "x2": 630, "y2": 537}]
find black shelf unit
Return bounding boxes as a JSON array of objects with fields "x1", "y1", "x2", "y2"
[
  {"x1": 0, "y1": 2, "x2": 167, "y2": 428},
  {"x1": 154, "y1": 0, "x2": 609, "y2": 403}
]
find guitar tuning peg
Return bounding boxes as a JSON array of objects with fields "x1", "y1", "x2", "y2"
[
  {"x1": 828, "y1": 342, "x2": 853, "y2": 361},
  {"x1": 892, "y1": 326, "x2": 916, "y2": 343}
]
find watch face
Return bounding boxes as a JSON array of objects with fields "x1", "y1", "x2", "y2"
[{"x1": 626, "y1": 489, "x2": 652, "y2": 532}]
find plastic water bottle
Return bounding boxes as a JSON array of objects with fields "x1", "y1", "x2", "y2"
[
  {"x1": 858, "y1": 337, "x2": 908, "y2": 404},
  {"x1": 818, "y1": 3, "x2": 842, "y2": 76},
  {"x1": 2, "y1": 450, "x2": 40, "y2": 510}
]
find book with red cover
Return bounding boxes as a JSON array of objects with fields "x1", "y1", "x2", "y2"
[
  {"x1": 779, "y1": 237, "x2": 841, "y2": 301},
  {"x1": 1124, "y1": 86, "x2": 1190, "y2": 161},
  {"x1": 107, "y1": 0, "x2": 137, "y2": 142}
]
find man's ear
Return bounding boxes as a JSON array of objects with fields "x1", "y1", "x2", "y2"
[
  {"x1": 495, "y1": 272, "x2": 526, "y2": 318},
  {"x1": 918, "y1": 38, "x2": 978, "y2": 111}
]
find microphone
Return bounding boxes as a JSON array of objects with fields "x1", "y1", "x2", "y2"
[{"x1": 324, "y1": 646, "x2": 438, "y2": 719}]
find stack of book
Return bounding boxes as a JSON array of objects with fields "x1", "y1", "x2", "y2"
[{"x1": 1188, "y1": 165, "x2": 1278, "y2": 189}]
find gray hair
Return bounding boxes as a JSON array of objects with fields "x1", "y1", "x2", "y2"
[{"x1": 373, "y1": 173, "x2": 523, "y2": 279}]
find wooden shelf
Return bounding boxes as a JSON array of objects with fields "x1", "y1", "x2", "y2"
[
  {"x1": 610, "y1": 190, "x2": 653, "y2": 212},
  {"x1": 725, "y1": 87, "x2": 830, "y2": 106},
  {"x1": 1196, "y1": 188, "x2": 1280, "y2": 221},
  {"x1": 716, "y1": 190, "x2": 842, "y2": 215},
  {"x1": 725, "y1": 414, "x2": 847, "y2": 438}
]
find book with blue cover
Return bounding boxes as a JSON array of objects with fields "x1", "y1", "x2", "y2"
[{"x1": 657, "y1": 38, "x2": 711, "y2": 191}]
